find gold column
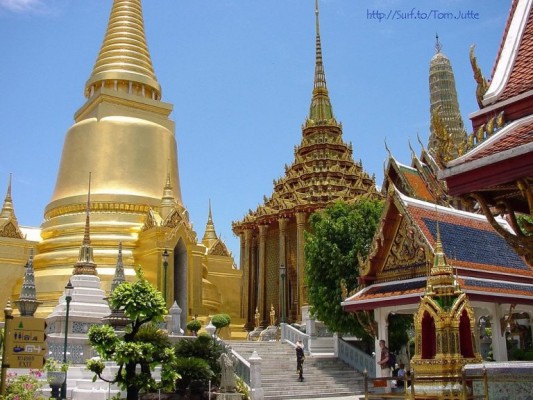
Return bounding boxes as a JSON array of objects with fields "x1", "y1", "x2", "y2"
[
  {"x1": 278, "y1": 218, "x2": 289, "y2": 320},
  {"x1": 258, "y1": 224, "x2": 268, "y2": 326},
  {"x1": 243, "y1": 228, "x2": 254, "y2": 329},
  {"x1": 296, "y1": 212, "x2": 307, "y2": 315},
  {"x1": 239, "y1": 232, "x2": 246, "y2": 319}
]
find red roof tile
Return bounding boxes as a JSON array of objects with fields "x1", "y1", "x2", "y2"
[
  {"x1": 499, "y1": 3, "x2": 533, "y2": 101},
  {"x1": 464, "y1": 120, "x2": 533, "y2": 162},
  {"x1": 401, "y1": 169, "x2": 436, "y2": 202}
]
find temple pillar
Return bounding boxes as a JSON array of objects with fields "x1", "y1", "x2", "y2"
[
  {"x1": 490, "y1": 304, "x2": 508, "y2": 361},
  {"x1": 374, "y1": 308, "x2": 389, "y2": 378},
  {"x1": 239, "y1": 233, "x2": 247, "y2": 321},
  {"x1": 243, "y1": 228, "x2": 254, "y2": 329},
  {"x1": 296, "y1": 212, "x2": 306, "y2": 319},
  {"x1": 258, "y1": 224, "x2": 268, "y2": 326},
  {"x1": 278, "y1": 217, "x2": 289, "y2": 322}
]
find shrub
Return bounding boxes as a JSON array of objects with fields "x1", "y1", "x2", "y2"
[
  {"x1": 174, "y1": 334, "x2": 223, "y2": 384},
  {"x1": 174, "y1": 357, "x2": 214, "y2": 393}
]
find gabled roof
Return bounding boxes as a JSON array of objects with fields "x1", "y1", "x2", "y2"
[
  {"x1": 484, "y1": 0, "x2": 533, "y2": 105},
  {"x1": 346, "y1": 188, "x2": 533, "y2": 311},
  {"x1": 445, "y1": 115, "x2": 533, "y2": 167}
]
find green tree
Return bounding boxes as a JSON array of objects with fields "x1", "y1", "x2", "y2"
[
  {"x1": 305, "y1": 199, "x2": 383, "y2": 335},
  {"x1": 86, "y1": 268, "x2": 179, "y2": 400}
]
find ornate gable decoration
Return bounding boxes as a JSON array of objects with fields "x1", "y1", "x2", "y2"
[
  {"x1": 382, "y1": 217, "x2": 428, "y2": 275},
  {"x1": 0, "y1": 219, "x2": 24, "y2": 239},
  {"x1": 208, "y1": 239, "x2": 231, "y2": 257},
  {"x1": 141, "y1": 208, "x2": 160, "y2": 232}
]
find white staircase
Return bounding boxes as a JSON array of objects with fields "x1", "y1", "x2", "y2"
[{"x1": 228, "y1": 341, "x2": 365, "y2": 399}]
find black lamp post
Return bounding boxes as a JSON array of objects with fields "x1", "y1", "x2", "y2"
[
  {"x1": 61, "y1": 280, "x2": 73, "y2": 400},
  {"x1": 280, "y1": 264, "x2": 287, "y2": 323},
  {"x1": 162, "y1": 249, "x2": 169, "y2": 304}
]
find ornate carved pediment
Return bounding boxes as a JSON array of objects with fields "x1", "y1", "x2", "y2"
[
  {"x1": 141, "y1": 208, "x2": 159, "y2": 232},
  {"x1": 383, "y1": 216, "x2": 427, "y2": 274},
  {"x1": 0, "y1": 220, "x2": 24, "y2": 239},
  {"x1": 208, "y1": 239, "x2": 230, "y2": 257}
]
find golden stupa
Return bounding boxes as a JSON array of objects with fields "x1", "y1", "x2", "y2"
[{"x1": 1, "y1": 0, "x2": 242, "y2": 327}]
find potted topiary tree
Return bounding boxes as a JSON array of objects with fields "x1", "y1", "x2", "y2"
[{"x1": 187, "y1": 319, "x2": 202, "y2": 336}]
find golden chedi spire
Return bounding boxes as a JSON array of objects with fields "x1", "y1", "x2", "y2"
[
  {"x1": 306, "y1": 0, "x2": 337, "y2": 127},
  {"x1": 85, "y1": 0, "x2": 161, "y2": 100},
  {"x1": 202, "y1": 200, "x2": 218, "y2": 248},
  {"x1": 36, "y1": 0, "x2": 183, "y2": 315}
]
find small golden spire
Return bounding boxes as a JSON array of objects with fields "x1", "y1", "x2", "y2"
[
  {"x1": 85, "y1": 0, "x2": 161, "y2": 100},
  {"x1": 74, "y1": 173, "x2": 97, "y2": 275},
  {"x1": 202, "y1": 200, "x2": 218, "y2": 248},
  {"x1": 0, "y1": 173, "x2": 14, "y2": 220}
]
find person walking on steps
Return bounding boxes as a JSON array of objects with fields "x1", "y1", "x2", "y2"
[{"x1": 296, "y1": 340, "x2": 305, "y2": 382}]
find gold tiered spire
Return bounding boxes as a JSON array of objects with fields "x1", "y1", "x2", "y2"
[
  {"x1": 0, "y1": 173, "x2": 15, "y2": 220},
  {"x1": 85, "y1": 0, "x2": 161, "y2": 100},
  {"x1": 307, "y1": 0, "x2": 336, "y2": 127},
  {"x1": 202, "y1": 200, "x2": 218, "y2": 248},
  {"x1": 74, "y1": 174, "x2": 97, "y2": 276},
  {"x1": 0, "y1": 174, "x2": 23, "y2": 239}
]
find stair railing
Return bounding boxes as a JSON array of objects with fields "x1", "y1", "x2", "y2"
[
  {"x1": 337, "y1": 336, "x2": 376, "y2": 377},
  {"x1": 280, "y1": 323, "x2": 310, "y2": 353}
]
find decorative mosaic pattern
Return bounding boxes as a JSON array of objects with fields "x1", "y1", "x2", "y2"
[{"x1": 72, "y1": 321, "x2": 96, "y2": 334}]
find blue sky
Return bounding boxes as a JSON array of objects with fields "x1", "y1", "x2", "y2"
[{"x1": 0, "y1": 0, "x2": 509, "y2": 262}]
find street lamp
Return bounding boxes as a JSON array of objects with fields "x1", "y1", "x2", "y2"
[
  {"x1": 162, "y1": 249, "x2": 169, "y2": 304},
  {"x1": 280, "y1": 264, "x2": 287, "y2": 323},
  {"x1": 61, "y1": 280, "x2": 73, "y2": 400}
]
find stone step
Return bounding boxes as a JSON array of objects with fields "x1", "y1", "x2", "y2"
[{"x1": 229, "y1": 340, "x2": 365, "y2": 399}]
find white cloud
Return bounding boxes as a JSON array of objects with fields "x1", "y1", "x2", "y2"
[{"x1": 0, "y1": 0, "x2": 46, "y2": 13}]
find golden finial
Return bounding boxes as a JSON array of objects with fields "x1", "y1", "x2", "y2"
[
  {"x1": 469, "y1": 44, "x2": 488, "y2": 108},
  {"x1": 384, "y1": 138, "x2": 392, "y2": 158},
  {"x1": 85, "y1": 0, "x2": 161, "y2": 100}
]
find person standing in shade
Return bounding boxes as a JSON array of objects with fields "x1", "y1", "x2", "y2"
[
  {"x1": 377, "y1": 339, "x2": 391, "y2": 392},
  {"x1": 295, "y1": 340, "x2": 305, "y2": 382}
]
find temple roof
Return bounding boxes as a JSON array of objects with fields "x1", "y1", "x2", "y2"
[
  {"x1": 484, "y1": 0, "x2": 533, "y2": 106},
  {"x1": 346, "y1": 189, "x2": 533, "y2": 310},
  {"x1": 85, "y1": 0, "x2": 161, "y2": 100},
  {"x1": 232, "y1": 1, "x2": 379, "y2": 230},
  {"x1": 343, "y1": 275, "x2": 533, "y2": 310}
]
